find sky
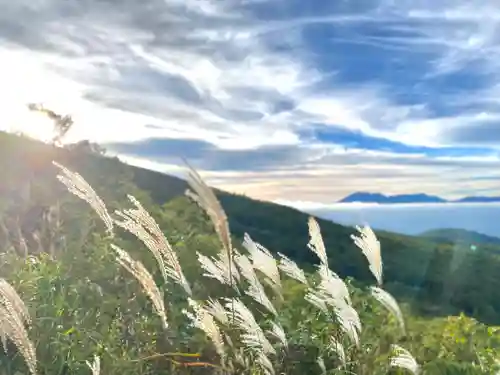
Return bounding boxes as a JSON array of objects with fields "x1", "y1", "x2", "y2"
[{"x1": 1, "y1": 0, "x2": 500, "y2": 206}]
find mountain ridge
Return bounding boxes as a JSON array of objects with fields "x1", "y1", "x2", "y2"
[{"x1": 339, "y1": 191, "x2": 500, "y2": 204}]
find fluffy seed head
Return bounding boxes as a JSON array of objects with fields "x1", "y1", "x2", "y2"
[
  {"x1": 115, "y1": 195, "x2": 192, "y2": 296},
  {"x1": 307, "y1": 217, "x2": 328, "y2": 266},
  {"x1": 370, "y1": 286, "x2": 405, "y2": 334},
  {"x1": 277, "y1": 252, "x2": 308, "y2": 285},
  {"x1": 112, "y1": 244, "x2": 168, "y2": 330},
  {"x1": 0, "y1": 279, "x2": 37, "y2": 375},
  {"x1": 351, "y1": 225, "x2": 383, "y2": 285},
  {"x1": 53, "y1": 162, "x2": 114, "y2": 236},
  {"x1": 390, "y1": 345, "x2": 420, "y2": 375}
]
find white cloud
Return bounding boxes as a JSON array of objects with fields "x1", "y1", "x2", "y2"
[{"x1": 116, "y1": 145, "x2": 500, "y2": 202}]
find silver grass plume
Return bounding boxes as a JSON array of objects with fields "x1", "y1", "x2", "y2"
[
  {"x1": 306, "y1": 289, "x2": 361, "y2": 346},
  {"x1": 305, "y1": 265, "x2": 353, "y2": 317},
  {"x1": 307, "y1": 217, "x2": 328, "y2": 266},
  {"x1": 111, "y1": 244, "x2": 168, "y2": 330},
  {"x1": 305, "y1": 275, "x2": 347, "y2": 314},
  {"x1": 317, "y1": 356, "x2": 326, "y2": 375},
  {"x1": 205, "y1": 298, "x2": 229, "y2": 326},
  {"x1": 223, "y1": 298, "x2": 275, "y2": 356},
  {"x1": 277, "y1": 252, "x2": 308, "y2": 285},
  {"x1": 184, "y1": 162, "x2": 234, "y2": 282},
  {"x1": 183, "y1": 298, "x2": 225, "y2": 358},
  {"x1": 53, "y1": 162, "x2": 114, "y2": 235},
  {"x1": 370, "y1": 286, "x2": 405, "y2": 334},
  {"x1": 235, "y1": 253, "x2": 277, "y2": 315},
  {"x1": 243, "y1": 233, "x2": 282, "y2": 298},
  {"x1": 232, "y1": 346, "x2": 250, "y2": 368},
  {"x1": 304, "y1": 219, "x2": 362, "y2": 345},
  {"x1": 329, "y1": 337, "x2": 346, "y2": 366},
  {"x1": 224, "y1": 298, "x2": 275, "y2": 375},
  {"x1": 196, "y1": 251, "x2": 240, "y2": 288},
  {"x1": 266, "y1": 321, "x2": 288, "y2": 349},
  {"x1": 390, "y1": 345, "x2": 420, "y2": 375},
  {"x1": 0, "y1": 279, "x2": 37, "y2": 375},
  {"x1": 0, "y1": 279, "x2": 31, "y2": 326},
  {"x1": 351, "y1": 225, "x2": 383, "y2": 285},
  {"x1": 115, "y1": 195, "x2": 192, "y2": 296},
  {"x1": 305, "y1": 289, "x2": 330, "y2": 314},
  {"x1": 0, "y1": 278, "x2": 31, "y2": 353},
  {"x1": 317, "y1": 264, "x2": 351, "y2": 305},
  {"x1": 86, "y1": 354, "x2": 100, "y2": 375},
  {"x1": 335, "y1": 301, "x2": 362, "y2": 347},
  {"x1": 256, "y1": 352, "x2": 275, "y2": 375}
]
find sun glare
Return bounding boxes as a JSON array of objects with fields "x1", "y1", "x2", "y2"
[
  {"x1": 0, "y1": 48, "x2": 84, "y2": 143},
  {"x1": 5, "y1": 105, "x2": 55, "y2": 143}
]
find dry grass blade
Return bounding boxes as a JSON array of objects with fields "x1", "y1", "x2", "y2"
[
  {"x1": 307, "y1": 217, "x2": 328, "y2": 266},
  {"x1": 115, "y1": 195, "x2": 192, "y2": 296},
  {"x1": 53, "y1": 162, "x2": 114, "y2": 236},
  {"x1": 184, "y1": 162, "x2": 233, "y2": 277},
  {"x1": 0, "y1": 280, "x2": 37, "y2": 375},
  {"x1": 111, "y1": 244, "x2": 168, "y2": 330},
  {"x1": 370, "y1": 286, "x2": 406, "y2": 334},
  {"x1": 351, "y1": 225, "x2": 383, "y2": 285}
]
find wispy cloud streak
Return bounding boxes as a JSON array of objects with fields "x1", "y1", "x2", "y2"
[{"x1": 1, "y1": 0, "x2": 499, "y2": 202}]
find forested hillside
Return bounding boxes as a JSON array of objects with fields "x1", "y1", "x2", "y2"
[
  {"x1": 0, "y1": 131, "x2": 499, "y2": 375},
  {"x1": 421, "y1": 228, "x2": 500, "y2": 247}
]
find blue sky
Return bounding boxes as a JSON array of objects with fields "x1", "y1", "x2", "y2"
[{"x1": 1, "y1": 0, "x2": 500, "y2": 204}]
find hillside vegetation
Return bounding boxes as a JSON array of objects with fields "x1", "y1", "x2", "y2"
[
  {"x1": 0, "y1": 131, "x2": 499, "y2": 375},
  {"x1": 420, "y1": 228, "x2": 500, "y2": 247}
]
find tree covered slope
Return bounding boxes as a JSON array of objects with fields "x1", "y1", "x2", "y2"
[{"x1": 420, "y1": 228, "x2": 500, "y2": 246}]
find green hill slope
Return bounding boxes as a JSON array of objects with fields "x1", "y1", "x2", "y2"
[
  {"x1": 2, "y1": 131, "x2": 500, "y2": 325},
  {"x1": 421, "y1": 228, "x2": 500, "y2": 246},
  {"x1": 1, "y1": 131, "x2": 500, "y2": 375}
]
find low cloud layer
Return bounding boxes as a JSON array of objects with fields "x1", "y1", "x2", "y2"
[{"x1": 1, "y1": 0, "x2": 500, "y2": 202}]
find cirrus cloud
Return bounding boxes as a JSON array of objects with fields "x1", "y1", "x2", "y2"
[{"x1": 0, "y1": 0, "x2": 499, "y2": 203}]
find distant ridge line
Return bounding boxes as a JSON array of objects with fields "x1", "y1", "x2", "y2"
[{"x1": 339, "y1": 191, "x2": 500, "y2": 204}]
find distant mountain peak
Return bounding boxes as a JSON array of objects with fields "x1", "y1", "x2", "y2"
[
  {"x1": 339, "y1": 192, "x2": 446, "y2": 204},
  {"x1": 339, "y1": 192, "x2": 500, "y2": 204}
]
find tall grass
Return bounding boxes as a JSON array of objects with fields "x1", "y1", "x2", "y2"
[{"x1": 2, "y1": 160, "x2": 496, "y2": 374}]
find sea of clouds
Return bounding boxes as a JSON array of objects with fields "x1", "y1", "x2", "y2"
[{"x1": 279, "y1": 202, "x2": 500, "y2": 238}]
